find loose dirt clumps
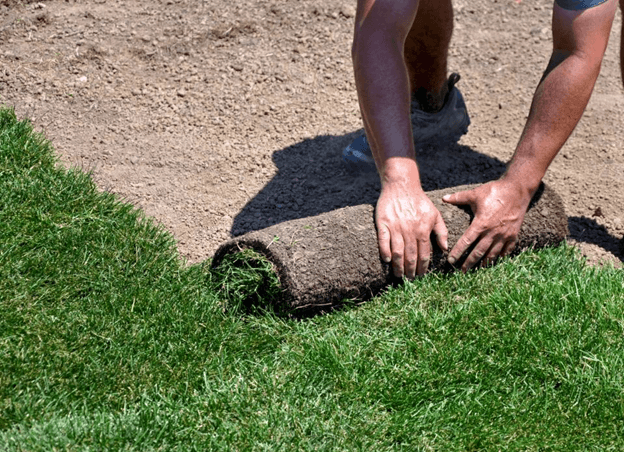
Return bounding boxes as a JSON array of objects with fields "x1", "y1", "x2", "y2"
[{"x1": 1, "y1": 0, "x2": 622, "y2": 267}]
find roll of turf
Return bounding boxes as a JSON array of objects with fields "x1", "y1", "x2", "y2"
[{"x1": 211, "y1": 183, "x2": 568, "y2": 313}]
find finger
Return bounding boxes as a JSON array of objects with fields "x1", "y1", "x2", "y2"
[
  {"x1": 433, "y1": 213, "x2": 449, "y2": 252},
  {"x1": 448, "y1": 225, "x2": 481, "y2": 266},
  {"x1": 377, "y1": 222, "x2": 392, "y2": 264},
  {"x1": 501, "y1": 239, "x2": 518, "y2": 258},
  {"x1": 463, "y1": 237, "x2": 494, "y2": 272},
  {"x1": 482, "y1": 241, "x2": 505, "y2": 268},
  {"x1": 404, "y1": 239, "x2": 418, "y2": 280},
  {"x1": 390, "y1": 232, "x2": 405, "y2": 279},
  {"x1": 442, "y1": 190, "x2": 474, "y2": 207},
  {"x1": 417, "y1": 238, "x2": 431, "y2": 276}
]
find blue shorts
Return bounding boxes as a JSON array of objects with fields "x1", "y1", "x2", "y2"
[{"x1": 555, "y1": 0, "x2": 609, "y2": 10}]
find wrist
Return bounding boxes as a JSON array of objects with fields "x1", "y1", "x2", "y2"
[
  {"x1": 380, "y1": 157, "x2": 422, "y2": 189},
  {"x1": 500, "y1": 167, "x2": 543, "y2": 200}
]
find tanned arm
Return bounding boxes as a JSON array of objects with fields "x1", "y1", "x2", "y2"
[
  {"x1": 444, "y1": 0, "x2": 618, "y2": 271},
  {"x1": 353, "y1": 0, "x2": 448, "y2": 279}
]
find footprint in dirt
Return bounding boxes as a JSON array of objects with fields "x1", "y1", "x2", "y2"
[{"x1": 231, "y1": 130, "x2": 507, "y2": 237}]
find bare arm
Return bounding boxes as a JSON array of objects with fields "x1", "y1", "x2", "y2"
[
  {"x1": 353, "y1": 0, "x2": 418, "y2": 171},
  {"x1": 444, "y1": 0, "x2": 618, "y2": 271},
  {"x1": 353, "y1": 0, "x2": 448, "y2": 279},
  {"x1": 505, "y1": 0, "x2": 618, "y2": 193}
]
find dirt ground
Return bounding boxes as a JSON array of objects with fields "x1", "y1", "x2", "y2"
[{"x1": 1, "y1": 0, "x2": 623, "y2": 267}]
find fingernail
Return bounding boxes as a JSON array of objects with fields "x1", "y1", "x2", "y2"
[
  {"x1": 384, "y1": 256, "x2": 391, "y2": 263},
  {"x1": 442, "y1": 195, "x2": 450, "y2": 201},
  {"x1": 444, "y1": 240, "x2": 448, "y2": 251},
  {"x1": 448, "y1": 256, "x2": 456, "y2": 265}
]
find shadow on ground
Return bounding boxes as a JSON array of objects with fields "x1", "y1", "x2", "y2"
[
  {"x1": 232, "y1": 129, "x2": 507, "y2": 236},
  {"x1": 568, "y1": 216, "x2": 624, "y2": 262},
  {"x1": 232, "y1": 129, "x2": 623, "y2": 264}
]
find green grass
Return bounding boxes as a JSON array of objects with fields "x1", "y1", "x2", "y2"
[
  {"x1": 211, "y1": 248, "x2": 283, "y2": 314},
  {"x1": 1, "y1": 105, "x2": 624, "y2": 451}
]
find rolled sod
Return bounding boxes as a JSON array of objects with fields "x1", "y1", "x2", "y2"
[{"x1": 212, "y1": 183, "x2": 568, "y2": 312}]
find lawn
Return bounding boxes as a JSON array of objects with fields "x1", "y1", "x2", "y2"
[{"x1": 1, "y1": 106, "x2": 624, "y2": 451}]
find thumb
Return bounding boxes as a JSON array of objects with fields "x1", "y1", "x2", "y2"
[
  {"x1": 442, "y1": 189, "x2": 474, "y2": 206},
  {"x1": 432, "y1": 212, "x2": 449, "y2": 252}
]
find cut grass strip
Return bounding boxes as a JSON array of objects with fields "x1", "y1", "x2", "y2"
[{"x1": 1, "y1": 106, "x2": 624, "y2": 450}]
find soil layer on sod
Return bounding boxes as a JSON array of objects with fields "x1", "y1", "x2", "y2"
[{"x1": 212, "y1": 183, "x2": 568, "y2": 311}]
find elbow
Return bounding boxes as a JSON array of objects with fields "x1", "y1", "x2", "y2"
[
  {"x1": 547, "y1": 47, "x2": 602, "y2": 80},
  {"x1": 568, "y1": 49, "x2": 604, "y2": 79}
]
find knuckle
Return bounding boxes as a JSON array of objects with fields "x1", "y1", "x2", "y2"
[
  {"x1": 405, "y1": 243, "x2": 418, "y2": 254},
  {"x1": 473, "y1": 249, "x2": 487, "y2": 260}
]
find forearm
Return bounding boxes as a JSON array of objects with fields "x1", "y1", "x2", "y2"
[
  {"x1": 505, "y1": 0, "x2": 617, "y2": 196},
  {"x1": 503, "y1": 50, "x2": 601, "y2": 195},
  {"x1": 353, "y1": 19, "x2": 420, "y2": 186}
]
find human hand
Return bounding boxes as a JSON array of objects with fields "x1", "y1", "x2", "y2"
[
  {"x1": 442, "y1": 179, "x2": 534, "y2": 272},
  {"x1": 376, "y1": 180, "x2": 448, "y2": 279}
]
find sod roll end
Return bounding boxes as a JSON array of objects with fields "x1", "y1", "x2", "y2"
[{"x1": 212, "y1": 183, "x2": 568, "y2": 312}]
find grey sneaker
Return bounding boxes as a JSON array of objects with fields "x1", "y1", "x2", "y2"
[{"x1": 343, "y1": 73, "x2": 470, "y2": 173}]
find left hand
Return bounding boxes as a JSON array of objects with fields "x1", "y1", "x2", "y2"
[{"x1": 442, "y1": 179, "x2": 534, "y2": 272}]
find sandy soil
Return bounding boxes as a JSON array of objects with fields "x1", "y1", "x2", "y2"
[{"x1": 1, "y1": 0, "x2": 623, "y2": 266}]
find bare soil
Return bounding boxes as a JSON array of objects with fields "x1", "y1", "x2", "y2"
[{"x1": 1, "y1": 0, "x2": 623, "y2": 266}]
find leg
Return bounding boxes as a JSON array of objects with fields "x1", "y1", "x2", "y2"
[{"x1": 404, "y1": 0, "x2": 453, "y2": 112}]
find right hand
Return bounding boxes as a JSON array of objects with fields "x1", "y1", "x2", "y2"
[{"x1": 376, "y1": 178, "x2": 449, "y2": 279}]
